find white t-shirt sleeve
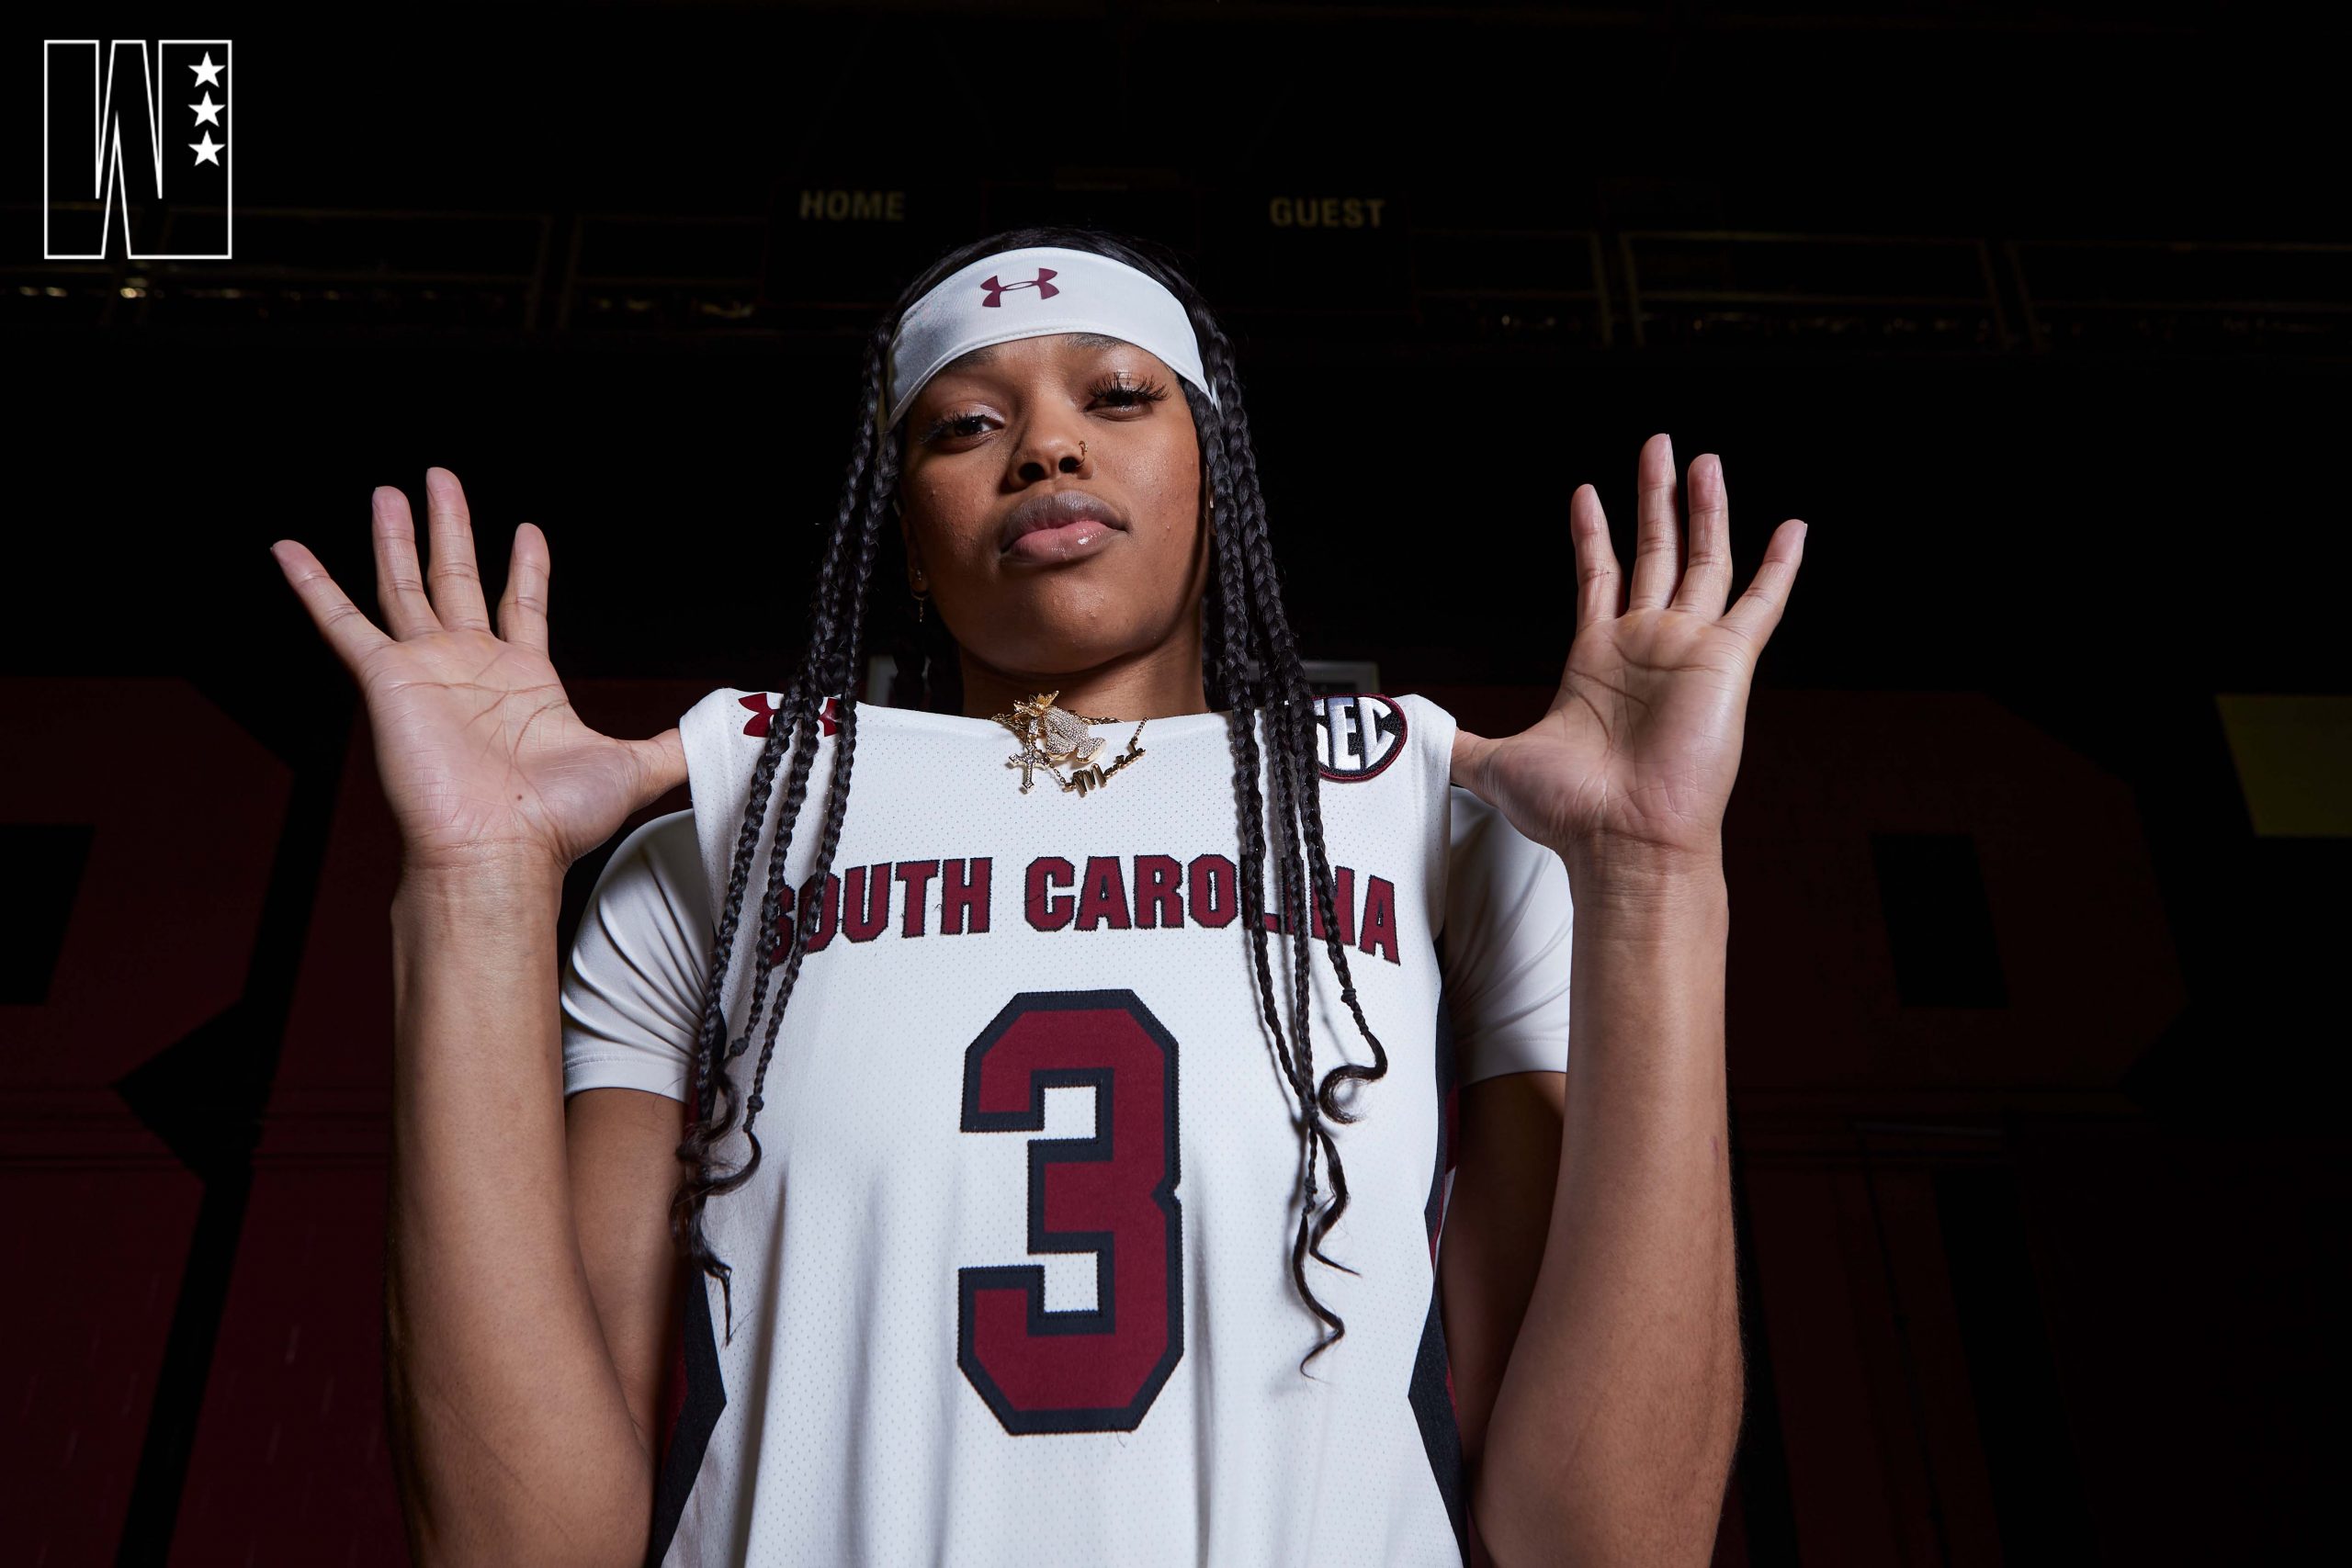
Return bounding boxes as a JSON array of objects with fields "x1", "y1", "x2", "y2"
[
  {"x1": 560, "y1": 808, "x2": 710, "y2": 1103},
  {"x1": 1441, "y1": 785, "x2": 1574, "y2": 1083}
]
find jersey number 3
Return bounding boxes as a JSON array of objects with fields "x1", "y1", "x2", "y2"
[{"x1": 957, "y1": 988, "x2": 1185, "y2": 1435}]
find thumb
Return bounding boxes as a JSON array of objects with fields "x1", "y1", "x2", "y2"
[{"x1": 625, "y1": 727, "x2": 689, "y2": 812}]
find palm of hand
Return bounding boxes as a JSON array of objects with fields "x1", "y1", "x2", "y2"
[
  {"x1": 1450, "y1": 435, "x2": 1806, "y2": 868},
  {"x1": 272, "y1": 468, "x2": 688, "y2": 874},
  {"x1": 358, "y1": 632, "x2": 638, "y2": 872}
]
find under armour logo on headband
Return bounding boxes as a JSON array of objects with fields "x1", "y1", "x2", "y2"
[
  {"x1": 978, "y1": 268, "x2": 1059, "y2": 307},
  {"x1": 882, "y1": 245, "x2": 1216, "y2": 432}
]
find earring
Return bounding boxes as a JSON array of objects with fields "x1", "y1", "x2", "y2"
[{"x1": 910, "y1": 574, "x2": 929, "y2": 623}]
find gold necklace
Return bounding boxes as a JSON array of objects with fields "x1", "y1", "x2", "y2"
[{"x1": 990, "y1": 690, "x2": 1148, "y2": 796}]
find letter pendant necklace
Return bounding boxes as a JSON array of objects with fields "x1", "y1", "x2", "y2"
[{"x1": 991, "y1": 691, "x2": 1148, "y2": 796}]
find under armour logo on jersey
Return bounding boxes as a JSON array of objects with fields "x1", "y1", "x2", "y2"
[
  {"x1": 1315, "y1": 693, "x2": 1408, "y2": 781},
  {"x1": 740, "y1": 692, "x2": 842, "y2": 739},
  {"x1": 978, "y1": 268, "x2": 1059, "y2": 307}
]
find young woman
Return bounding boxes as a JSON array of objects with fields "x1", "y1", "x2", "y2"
[{"x1": 269, "y1": 226, "x2": 1804, "y2": 1567}]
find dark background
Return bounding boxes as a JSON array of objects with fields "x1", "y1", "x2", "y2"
[{"x1": 5, "y1": 2, "x2": 2346, "y2": 1562}]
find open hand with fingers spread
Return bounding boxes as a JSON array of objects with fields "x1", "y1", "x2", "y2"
[
  {"x1": 1448, "y1": 433, "x2": 1806, "y2": 876},
  {"x1": 268, "y1": 468, "x2": 687, "y2": 878}
]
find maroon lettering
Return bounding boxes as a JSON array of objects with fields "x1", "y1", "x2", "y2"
[
  {"x1": 1075, "y1": 855, "x2": 1133, "y2": 931},
  {"x1": 1359, "y1": 874, "x2": 1399, "y2": 965},
  {"x1": 943, "y1": 856, "x2": 991, "y2": 935},
  {"x1": 1134, "y1": 854, "x2": 1183, "y2": 930},
  {"x1": 1187, "y1": 853, "x2": 1237, "y2": 928},
  {"x1": 842, "y1": 863, "x2": 892, "y2": 942},
  {"x1": 896, "y1": 859, "x2": 941, "y2": 937},
  {"x1": 1308, "y1": 865, "x2": 1355, "y2": 945},
  {"x1": 800, "y1": 870, "x2": 840, "y2": 953},
  {"x1": 1026, "y1": 855, "x2": 1076, "y2": 931}
]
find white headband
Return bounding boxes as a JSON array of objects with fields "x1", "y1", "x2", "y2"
[{"x1": 880, "y1": 245, "x2": 1219, "y2": 434}]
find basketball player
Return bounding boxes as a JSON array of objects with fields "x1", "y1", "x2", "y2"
[{"x1": 268, "y1": 228, "x2": 1804, "y2": 1566}]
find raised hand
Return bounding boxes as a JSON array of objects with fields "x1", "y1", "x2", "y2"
[
  {"x1": 269, "y1": 468, "x2": 686, "y2": 877},
  {"x1": 1448, "y1": 433, "x2": 1805, "y2": 874}
]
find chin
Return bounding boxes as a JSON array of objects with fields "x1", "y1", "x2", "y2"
[
  {"x1": 993, "y1": 570, "x2": 1133, "y2": 623},
  {"x1": 978, "y1": 641, "x2": 1131, "y2": 682},
  {"x1": 964, "y1": 566, "x2": 1178, "y2": 660}
]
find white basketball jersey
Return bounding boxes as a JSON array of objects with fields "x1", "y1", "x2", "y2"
[{"x1": 560, "y1": 687, "x2": 1574, "y2": 1566}]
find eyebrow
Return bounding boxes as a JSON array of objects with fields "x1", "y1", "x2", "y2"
[{"x1": 946, "y1": 332, "x2": 1131, "y2": 372}]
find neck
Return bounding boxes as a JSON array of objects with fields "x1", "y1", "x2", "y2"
[{"x1": 956, "y1": 637, "x2": 1212, "y2": 722}]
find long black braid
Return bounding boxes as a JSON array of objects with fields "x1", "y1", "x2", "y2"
[{"x1": 672, "y1": 225, "x2": 1392, "y2": 1375}]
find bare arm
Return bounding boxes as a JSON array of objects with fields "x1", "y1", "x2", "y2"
[
  {"x1": 386, "y1": 863, "x2": 657, "y2": 1568},
  {"x1": 1437, "y1": 1067, "x2": 1566, "y2": 1499},
  {"x1": 1446, "y1": 434, "x2": 1802, "y2": 1562},
  {"x1": 1469, "y1": 864, "x2": 1742, "y2": 1566},
  {"x1": 271, "y1": 467, "x2": 689, "y2": 1567},
  {"x1": 566, "y1": 1085, "x2": 693, "y2": 1464}
]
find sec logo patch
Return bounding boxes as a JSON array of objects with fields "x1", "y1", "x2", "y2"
[{"x1": 1314, "y1": 693, "x2": 1407, "y2": 782}]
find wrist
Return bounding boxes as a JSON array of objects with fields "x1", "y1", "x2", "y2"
[
  {"x1": 1556, "y1": 829, "x2": 1724, "y2": 893},
  {"x1": 400, "y1": 836, "x2": 570, "y2": 885},
  {"x1": 1555, "y1": 837, "x2": 1729, "y2": 942},
  {"x1": 392, "y1": 853, "x2": 567, "y2": 934}
]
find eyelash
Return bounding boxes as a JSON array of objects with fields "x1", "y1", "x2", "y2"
[{"x1": 918, "y1": 373, "x2": 1170, "y2": 446}]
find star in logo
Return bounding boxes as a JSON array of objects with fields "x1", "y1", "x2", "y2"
[
  {"x1": 191, "y1": 92, "x2": 223, "y2": 128},
  {"x1": 190, "y1": 52, "x2": 223, "y2": 88},
  {"x1": 191, "y1": 131, "x2": 224, "y2": 167}
]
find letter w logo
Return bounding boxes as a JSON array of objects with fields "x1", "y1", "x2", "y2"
[{"x1": 45, "y1": 39, "x2": 232, "y2": 260}]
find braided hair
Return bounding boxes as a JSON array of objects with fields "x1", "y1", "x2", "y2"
[{"x1": 672, "y1": 225, "x2": 1394, "y2": 1376}]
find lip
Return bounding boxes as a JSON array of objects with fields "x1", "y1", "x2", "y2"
[{"x1": 999, "y1": 489, "x2": 1128, "y2": 561}]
